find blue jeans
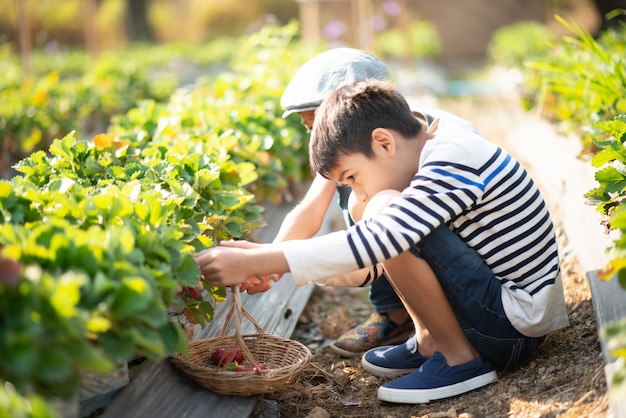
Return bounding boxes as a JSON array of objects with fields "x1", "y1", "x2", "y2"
[
  {"x1": 410, "y1": 224, "x2": 545, "y2": 370},
  {"x1": 337, "y1": 187, "x2": 405, "y2": 314}
]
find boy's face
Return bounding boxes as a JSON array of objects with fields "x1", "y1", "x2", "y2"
[
  {"x1": 299, "y1": 110, "x2": 316, "y2": 131},
  {"x1": 327, "y1": 130, "x2": 409, "y2": 206}
]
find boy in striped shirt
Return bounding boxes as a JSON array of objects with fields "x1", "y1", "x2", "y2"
[{"x1": 195, "y1": 79, "x2": 569, "y2": 404}]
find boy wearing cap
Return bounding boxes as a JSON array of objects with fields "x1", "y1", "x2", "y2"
[
  {"x1": 195, "y1": 79, "x2": 569, "y2": 403},
  {"x1": 272, "y1": 47, "x2": 414, "y2": 357}
]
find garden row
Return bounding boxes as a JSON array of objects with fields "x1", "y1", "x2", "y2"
[
  {"x1": 490, "y1": 16, "x2": 626, "y2": 408},
  {"x1": 0, "y1": 33, "x2": 239, "y2": 178},
  {"x1": 0, "y1": 22, "x2": 321, "y2": 417}
]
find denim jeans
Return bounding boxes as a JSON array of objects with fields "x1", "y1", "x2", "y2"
[
  {"x1": 337, "y1": 186, "x2": 405, "y2": 313},
  {"x1": 410, "y1": 224, "x2": 545, "y2": 370}
]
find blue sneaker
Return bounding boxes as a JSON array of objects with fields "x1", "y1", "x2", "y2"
[
  {"x1": 361, "y1": 336, "x2": 429, "y2": 378},
  {"x1": 377, "y1": 351, "x2": 498, "y2": 404}
]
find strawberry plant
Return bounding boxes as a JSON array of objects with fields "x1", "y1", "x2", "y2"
[
  {"x1": 109, "y1": 21, "x2": 319, "y2": 205},
  {"x1": 0, "y1": 125, "x2": 263, "y2": 403},
  {"x1": 0, "y1": 380, "x2": 59, "y2": 418},
  {"x1": 523, "y1": 16, "x2": 626, "y2": 148},
  {"x1": 1, "y1": 20, "x2": 323, "y2": 411}
]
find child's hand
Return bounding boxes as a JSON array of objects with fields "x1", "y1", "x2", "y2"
[
  {"x1": 240, "y1": 273, "x2": 280, "y2": 294},
  {"x1": 194, "y1": 240, "x2": 287, "y2": 290},
  {"x1": 219, "y1": 240, "x2": 282, "y2": 294},
  {"x1": 194, "y1": 245, "x2": 251, "y2": 287}
]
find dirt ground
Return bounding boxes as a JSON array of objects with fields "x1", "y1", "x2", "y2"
[{"x1": 259, "y1": 94, "x2": 610, "y2": 417}]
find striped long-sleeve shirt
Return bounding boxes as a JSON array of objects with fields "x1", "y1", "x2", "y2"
[{"x1": 284, "y1": 109, "x2": 569, "y2": 337}]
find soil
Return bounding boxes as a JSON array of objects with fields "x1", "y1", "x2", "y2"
[{"x1": 259, "y1": 93, "x2": 610, "y2": 417}]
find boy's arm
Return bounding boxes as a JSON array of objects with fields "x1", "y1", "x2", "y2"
[
  {"x1": 273, "y1": 174, "x2": 337, "y2": 242},
  {"x1": 212, "y1": 175, "x2": 336, "y2": 295},
  {"x1": 195, "y1": 242, "x2": 289, "y2": 288},
  {"x1": 317, "y1": 265, "x2": 382, "y2": 287},
  {"x1": 196, "y1": 190, "x2": 403, "y2": 289}
]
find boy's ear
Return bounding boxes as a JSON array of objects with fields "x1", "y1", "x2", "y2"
[{"x1": 371, "y1": 128, "x2": 396, "y2": 157}]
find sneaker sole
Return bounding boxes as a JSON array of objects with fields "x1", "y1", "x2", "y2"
[
  {"x1": 330, "y1": 331, "x2": 414, "y2": 359},
  {"x1": 377, "y1": 370, "x2": 498, "y2": 404},
  {"x1": 361, "y1": 354, "x2": 418, "y2": 378},
  {"x1": 329, "y1": 344, "x2": 364, "y2": 358}
]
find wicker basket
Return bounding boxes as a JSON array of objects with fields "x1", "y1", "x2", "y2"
[{"x1": 170, "y1": 287, "x2": 312, "y2": 396}]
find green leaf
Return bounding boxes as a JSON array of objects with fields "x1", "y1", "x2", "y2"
[
  {"x1": 67, "y1": 341, "x2": 115, "y2": 375},
  {"x1": 35, "y1": 349, "x2": 72, "y2": 384},
  {"x1": 49, "y1": 131, "x2": 77, "y2": 160},
  {"x1": 129, "y1": 326, "x2": 165, "y2": 358},
  {"x1": 100, "y1": 331, "x2": 135, "y2": 364},
  {"x1": 50, "y1": 271, "x2": 85, "y2": 318},
  {"x1": 2, "y1": 342, "x2": 38, "y2": 377},
  {"x1": 592, "y1": 147, "x2": 625, "y2": 168},
  {"x1": 75, "y1": 244, "x2": 101, "y2": 276},
  {"x1": 176, "y1": 253, "x2": 201, "y2": 285},
  {"x1": 595, "y1": 165, "x2": 626, "y2": 193},
  {"x1": 196, "y1": 234, "x2": 213, "y2": 248},
  {"x1": 195, "y1": 168, "x2": 220, "y2": 190},
  {"x1": 610, "y1": 203, "x2": 626, "y2": 230},
  {"x1": 137, "y1": 300, "x2": 167, "y2": 328},
  {"x1": 110, "y1": 277, "x2": 152, "y2": 319},
  {"x1": 218, "y1": 194, "x2": 242, "y2": 210},
  {"x1": 161, "y1": 321, "x2": 186, "y2": 356},
  {"x1": 594, "y1": 116, "x2": 626, "y2": 143},
  {"x1": 236, "y1": 162, "x2": 258, "y2": 186},
  {"x1": 0, "y1": 181, "x2": 13, "y2": 202}
]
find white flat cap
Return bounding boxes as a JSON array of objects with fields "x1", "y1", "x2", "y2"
[{"x1": 280, "y1": 47, "x2": 390, "y2": 118}]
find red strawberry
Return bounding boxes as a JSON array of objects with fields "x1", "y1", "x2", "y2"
[
  {"x1": 235, "y1": 364, "x2": 247, "y2": 372},
  {"x1": 187, "y1": 287, "x2": 199, "y2": 299},
  {"x1": 211, "y1": 348, "x2": 227, "y2": 366},
  {"x1": 229, "y1": 348, "x2": 244, "y2": 364},
  {"x1": 252, "y1": 364, "x2": 267, "y2": 371}
]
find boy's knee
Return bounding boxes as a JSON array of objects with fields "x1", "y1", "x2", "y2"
[
  {"x1": 362, "y1": 189, "x2": 401, "y2": 220},
  {"x1": 348, "y1": 191, "x2": 366, "y2": 222}
]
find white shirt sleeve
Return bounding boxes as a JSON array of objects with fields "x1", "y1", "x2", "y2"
[{"x1": 282, "y1": 230, "x2": 359, "y2": 285}]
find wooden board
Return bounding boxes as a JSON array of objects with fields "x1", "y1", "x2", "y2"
[{"x1": 586, "y1": 270, "x2": 626, "y2": 418}]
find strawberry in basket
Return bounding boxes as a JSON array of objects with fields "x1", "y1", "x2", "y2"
[{"x1": 211, "y1": 348, "x2": 244, "y2": 367}]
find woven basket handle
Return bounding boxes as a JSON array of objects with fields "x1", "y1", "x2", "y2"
[
  {"x1": 218, "y1": 286, "x2": 265, "y2": 369},
  {"x1": 219, "y1": 286, "x2": 266, "y2": 336}
]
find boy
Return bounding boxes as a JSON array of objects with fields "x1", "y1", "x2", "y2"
[
  {"x1": 195, "y1": 79, "x2": 569, "y2": 403},
  {"x1": 272, "y1": 47, "x2": 414, "y2": 357}
]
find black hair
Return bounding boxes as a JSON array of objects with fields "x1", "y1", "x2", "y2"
[{"x1": 309, "y1": 79, "x2": 421, "y2": 178}]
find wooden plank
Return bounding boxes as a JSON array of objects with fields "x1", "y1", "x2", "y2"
[
  {"x1": 101, "y1": 358, "x2": 258, "y2": 418},
  {"x1": 586, "y1": 271, "x2": 626, "y2": 417},
  {"x1": 586, "y1": 272, "x2": 626, "y2": 362}
]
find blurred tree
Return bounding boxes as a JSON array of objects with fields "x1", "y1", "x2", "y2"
[
  {"x1": 125, "y1": 0, "x2": 153, "y2": 41},
  {"x1": 15, "y1": 0, "x2": 32, "y2": 74},
  {"x1": 85, "y1": 0, "x2": 98, "y2": 57}
]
